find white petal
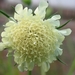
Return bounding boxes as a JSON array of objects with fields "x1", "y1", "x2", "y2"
[
  {"x1": 51, "y1": 15, "x2": 61, "y2": 20},
  {"x1": 45, "y1": 15, "x2": 61, "y2": 27},
  {"x1": 23, "y1": 7, "x2": 33, "y2": 16},
  {"x1": 24, "y1": 7, "x2": 28, "y2": 12},
  {"x1": 14, "y1": 52, "x2": 21, "y2": 64},
  {"x1": 14, "y1": 13, "x2": 22, "y2": 20},
  {"x1": 0, "y1": 43, "x2": 5, "y2": 51},
  {"x1": 1, "y1": 32, "x2": 6, "y2": 37},
  {"x1": 48, "y1": 55, "x2": 56, "y2": 63},
  {"x1": 14, "y1": 7, "x2": 33, "y2": 20},
  {"x1": 18, "y1": 64, "x2": 25, "y2": 72},
  {"x1": 6, "y1": 21, "x2": 16, "y2": 26},
  {"x1": 28, "y1": 9, "x2": 33, "y2": 15},
  {"x1": 6, "y1": 49, "x2": 13, "y2": 57},
  {"x1": 51, "y1": 20, "x2": 60, "y2": 27},
  {"x1": 9, "y1": 17, "x2": 17, "y2": 22},
  {"x1": 2, "y1": 38, "x2": 8, "y2": 43},
  {"x1": 46, "y1": 19, "x2": 60, "y2": 27},
  {"x1": 27, "y1": 62, "x2": 34, "y2": 70},
  {"x1": 15, "y1": 4, "x2": 23, "y2": 14},
  {"x1": 55, "y1": 48, "x2": 63, "y2": 56},
  {"x1": 34, "y1": 0, "x2": 48, "y2": 19},
  {"x1": 59, "y1": 28, "x2": 72, "y2": 36},
  {"x1": 41, "y1": 62, "x2": 50, "y2": 72}
]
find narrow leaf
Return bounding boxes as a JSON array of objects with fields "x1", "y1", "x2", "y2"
[
  {"x1": 56, "y1": 19, "x2": 72, "y2": 29},
  {"x1": 0, "y1": 10, "x2": 10, "y2": 18},
  {"x1": 0, "y1": 10, "x2": 16, "y2": 22},
  {"x1": 56, "y1": 57, "x2": 67, "y2": 65},
  {"x1": 11, "y1": 6, "x2": 18, "y2": 14}
]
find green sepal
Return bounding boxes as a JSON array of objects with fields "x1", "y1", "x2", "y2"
[
  {"x1": 56, "y1": 19, "x2": 72, "y2": 29},
  {"x1": 56, "y1": 57, "x2": 67, "y2": 65}
]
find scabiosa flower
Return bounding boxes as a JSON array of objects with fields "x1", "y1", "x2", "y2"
[{"x1": 0, "y1": 0, "x2": 71, "y2": 72}]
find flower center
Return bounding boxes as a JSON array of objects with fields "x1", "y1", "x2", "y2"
[{"x1": 9, "y1": 18, "x2": 58, "y2": 62}]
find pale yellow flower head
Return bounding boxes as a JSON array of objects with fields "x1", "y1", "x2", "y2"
[{"x1": 0, "y1": 0, "x2": 71, "y2": 72}]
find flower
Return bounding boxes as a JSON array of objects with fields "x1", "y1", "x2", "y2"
[{"x1": 0, "y1": 0, "x2": 71, "y2": 72}]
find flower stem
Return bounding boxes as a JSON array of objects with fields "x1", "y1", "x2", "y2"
[
  {"x1": 68, "y1": 59, "x2": 75, "y2": 75},
  {"x1": 41, "y1": 66, "x2": 46, "y2": 75},
  {"x1": 28, "y1": 71, "x2": 32, "y2": 75}
]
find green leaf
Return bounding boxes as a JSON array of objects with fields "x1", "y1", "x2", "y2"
[
  {"x1": 56, "y1": 57, "x2": 67, "y2": 65},
  {"x1": 22, "y1": 0, "x2": 31, "y2": 5},
  {"x1": 56, "y1": 19, "x2": 72, "y2": 29},
  {"x1": 0, "y1": 10, "x2": 16, "y2": 22},
  {"x1": 0, "y1": 10, "x2": 10, "y2": 18}
]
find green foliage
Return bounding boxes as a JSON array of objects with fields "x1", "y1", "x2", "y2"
[{"x1": 22, "y1": 0, "x2": 31, "y2": 5}]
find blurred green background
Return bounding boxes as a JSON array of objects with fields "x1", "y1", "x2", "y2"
[{"x1": 0, "y1": 0, "x2": 75, "y2": 75}]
